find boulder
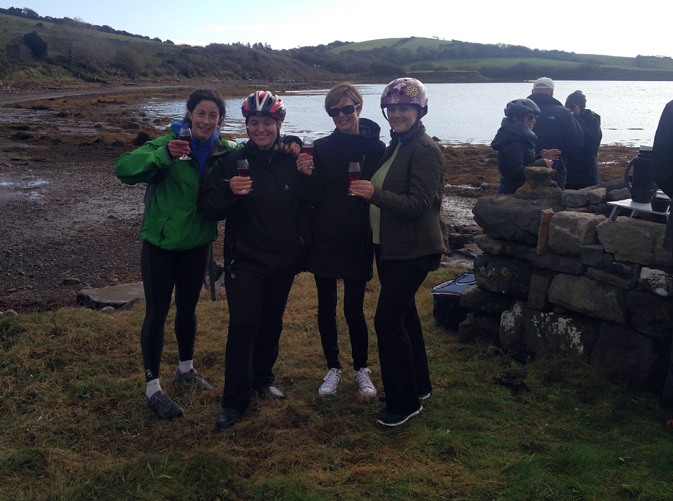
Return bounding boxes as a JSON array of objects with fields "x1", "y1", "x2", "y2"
[
  {"x1": 473, "y1": 253, "x2": 533, "y2": 298},
  {"x1": 548, "y1": 212, "x2": 606, "y2": 256},
  {"x1": 527, "y1": 271, "x2": 556, "y2": 310},
  {"x1": 639, "y1": 267, "x2": 673, "y2": 298},
  {"x1": 587, "y1": 188, "x2": 607, "y2": 204},
  {"x1": 547, "y1": 274, "x2": 626, "y2": 324},
  {"x1": 472, "y1": 196, "x2": 561, "y2": 246},
  {"x1": 76, "y1": 282, "x2": 145, "y2": 310},
  {"x1": 457, "y1": 312, "x2": 501, "y2": 346},
  {"x1": 586, "y1": 262, "x2": 639, "y2": 289},
  {"x1": 625, "y1": 290, "x2": 673, "y2": 339},
  {"x1": 597, "y1": 217, "x2": 673, "y2": 266},
  {"x1": 537, "y1": 208, "x2": 555, "y2": 254},
  {"x1": 561, "y1": 190, "x2": 589, "y2": 208},
  {"x1": 460, "y1": 285, "x2": 512, "y2": 313},
  {"x1": 590, "y1": 323, "x2": 663, "y2": 390},
  {"x1": 581, "y1": 244, "x2": 605, "y2": 267},
  {"x1": 514, "y1": 167, "x2": 563, "y2": 200}
]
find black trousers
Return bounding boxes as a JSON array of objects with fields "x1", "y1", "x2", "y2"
[
  {"x1": 221, "y1": 271, "x2": 295, "y2": 412},
  {"x1": 314, "y1": 275, "x2": 370, "y2": 371},
  {"x1": 140, "y1": 241, "x2": 210, "y2": 382},
  {"x1": 374, "y1": 248, "x2": 433, "y2": 415}
]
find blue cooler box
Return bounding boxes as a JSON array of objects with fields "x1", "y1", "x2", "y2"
[{"x1": 431, "y1": 272, "x2": 476, "y2": 331}]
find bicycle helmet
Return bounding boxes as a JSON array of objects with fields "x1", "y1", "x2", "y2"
[
  {"x1": 241, "y1": 91, "x2": 286, "y2": 121},
  {"x1": 380, "y1": 78, "x2": 428, "y2": 117},
  {"x1": 504, "y1": 99, "x2": 540, "y2": 119}
]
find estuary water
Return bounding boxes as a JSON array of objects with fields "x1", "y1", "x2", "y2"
[{"x1": 141, "y1": 80, "x2": 673, "y2": 147}]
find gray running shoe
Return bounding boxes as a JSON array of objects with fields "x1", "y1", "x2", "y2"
[
  {"x1": 146, "y1": 391, "x2": 184, "y2": 420},
  {"x1": 172, "y1": 368, "x2": 214, "y2": 391}
]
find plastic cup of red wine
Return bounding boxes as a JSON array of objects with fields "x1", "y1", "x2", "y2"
[{"x1": 237, "y1": 159, "x2": 252, "y2": 193}]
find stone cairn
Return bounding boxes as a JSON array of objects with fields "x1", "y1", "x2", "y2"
[{"x1": 459, "y1": 167, "x2": 673, "y2": 392}]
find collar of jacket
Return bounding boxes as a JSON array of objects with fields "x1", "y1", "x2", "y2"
[
  {"x1": 390, "y1": 120, "x2": 426, "y2": 147},
  {"x1": 527, "y1": 93, "x2": 564, "y2": 108},
  {"x1": 330, "y1": 117, "x2": 382, "y2": 144},
  {"x1": 242, "y1": 137, "x2": 286, "y2": 162}
]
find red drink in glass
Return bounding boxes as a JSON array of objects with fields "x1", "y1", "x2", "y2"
[
  {"x1": 238, "y1": 166, "x2": 250, "y2": 177},
  {"x1": 302, "y1": 145, "x2": 314, "y2": 157},
  {"x1": 349, "y1": 171, "x2": 361, "y2": 181},
  {"x1": 179, "y1": 134, "x2": 191, "y2": 143}
]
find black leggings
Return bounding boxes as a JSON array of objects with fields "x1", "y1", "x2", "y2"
[
  {"x1": 314, "y1": 275, "x2": 369, "y2": 371},
  {"x1": 140, "y1": 241, "x2": 210, "y2": 382}
]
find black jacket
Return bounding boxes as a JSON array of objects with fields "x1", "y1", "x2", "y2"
[
  {"x1": 307, "y1": 118, "x2": 386, "y2": 280},
  {"x1": 653, "y1": 100, "x2": 673, "y2": 252},
  {"x1": 566, "y1": 109, "x2": 602, "y2": 189},
  {"x1": 528, "y1": 93, "x2": 585, "y2": 189},
  {"x1": 491, "y1": 118, "x2": 548, "y2": 195},
  {"x1": 198, "y1": 140, "x2": 316, "y2": 279}
]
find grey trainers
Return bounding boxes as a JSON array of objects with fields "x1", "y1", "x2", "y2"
[
  {"x1": 355, "y1": 367, "x2": 377, "y2": 397},
  {"x1": 146, "y1": 391, "x2": 184, "y2": 420},
  {"x1": 172, "y1": 368, "x2": 214, "y2": 391},
  {"x1": 319, "y1": 368, "x2": 342, "y2": 396}
]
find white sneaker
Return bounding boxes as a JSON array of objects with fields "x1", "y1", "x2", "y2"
[
  {"x1": 355, "y1": 367, "x2": 377, "y2": 398},
  {"x1": 318, "y1": 368, "x2": 341, "y2": 396}
]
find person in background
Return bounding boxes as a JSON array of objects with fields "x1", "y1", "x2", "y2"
[
  {"x1": 349, "y1": 78, "x2": 445, "y2": 427},
  {"x1": 527, "y1": 77, "x2": 584, "y2": 189},
  {"x1": 115, "y1": 89, "x2": 239, "y2": 420},
  {"x1": 296, "y1": 83, "x2": 385, "y2": 398},
  {"x1": 491, "y1": 98, "x2": 559, "y2": 194},
  {"x1": 651, "y1": 99, "x2": 673, "y2": 424},
  {"x1": 198, "y1": 91, "x2": 315, "y2": 430},
  {"x1": 564, "y1": 90, "x2": 602, "y2": 190}
]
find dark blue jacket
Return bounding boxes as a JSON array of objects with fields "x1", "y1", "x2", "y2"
[
  {"x1": 566, "y1": 109, "x2": 602, "y2": 189},
  {"x1": 491, "y1": 118, "x2": 547, "y2": 194},
  {"x1": 528, "y1": 93, "x2": 585, "y2": 189},
  {"x1": 653, "y1": 100, "x2": 673, "y2": 253}
]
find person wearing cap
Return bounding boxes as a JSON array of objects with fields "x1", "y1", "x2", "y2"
[
  {"x1": 527, "y1": 77, "x2": 584, "y2": 189},
  {"x1": 491, "y1": 98, "x2": 560, "y2": 194},
  {"x1": 349, "y1": 77, "x2": 446, "y2": 427},
  {"x1": 198, "y1": 91, "x2": 316, "y2": 429},
  {"x1": 564, "y1": 90, "x2": 602, "y2": 190},
  {"x1": 652, "y1": 100, "x2": 673, "y2": 421}
]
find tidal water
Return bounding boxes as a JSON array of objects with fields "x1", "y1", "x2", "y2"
[{"x1": 141, "y1": 81, "x2": 673, "y2": 147}]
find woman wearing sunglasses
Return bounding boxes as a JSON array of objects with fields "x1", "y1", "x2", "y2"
[
  {"x1": 296, "y1": 83, "x2": 385, "y2": 398},
  {"x1": 491, "y1": 98, "x2": 560, "y2": 195},
  {"x1": 348, "y1": 78, "x2": 445, "y2": 426}
]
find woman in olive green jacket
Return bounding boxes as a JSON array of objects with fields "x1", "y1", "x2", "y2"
[{"x1": 115, "y1": 89, "x2": 240, "y2": 421}]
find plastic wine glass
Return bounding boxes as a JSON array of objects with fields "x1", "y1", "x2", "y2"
[
  {"x1": 237, "y1": 159, "x2": 252, "y2": 193},
  {"x1": 177, "y1": 125, "x2": 192, "y2": 161},
  {"x1": 302, "y1": 136, "x2": 315, "y2": 163},
  {"x1": 348, "y1": 162, "x2": 361, "y2": 196}
]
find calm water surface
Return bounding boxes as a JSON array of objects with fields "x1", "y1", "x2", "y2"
[{"x1": 141, "y1": 81, "x2": 673, "y2": 147}]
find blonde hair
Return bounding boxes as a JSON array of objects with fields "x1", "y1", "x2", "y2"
[{"x1": 324, "y1": 82, "x2": 363, "y2": 113}]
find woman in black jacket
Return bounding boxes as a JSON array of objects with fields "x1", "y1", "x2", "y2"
[
  {"x1": 297, "y1": 83, "x2": 385, "y2": 398},
  {"x1": 565, "y1": 90, "x2": 602, "y2": 190},
  {"x1": 491, "y1": 99, "x2": 559, "y2": 194},
  {"x1": 198, "y1": 91, "x2": 315, "y2": 430}
]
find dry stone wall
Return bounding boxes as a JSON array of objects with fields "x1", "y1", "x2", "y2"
[{"x1": 459, "y1": 167, "x2": 673, "y2": 392}]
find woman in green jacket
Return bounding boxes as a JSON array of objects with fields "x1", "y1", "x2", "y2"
[
  {"x1": 350, "y1": 78, "x2": 446, "y2": 427},
  {"x1": 115, "y1": 89, "x2": 240, "y2": 421}
]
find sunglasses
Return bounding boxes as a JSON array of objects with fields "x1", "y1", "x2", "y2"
[
  {"x1": 327, "y1": 103, "x2": 362, "y2": 117},
  {"x1": 524, "y1": 114, "x2": 537, "y2": 121}
]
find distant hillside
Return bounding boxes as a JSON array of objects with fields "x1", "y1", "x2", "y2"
[{"x1": 1, "y1": 6, "x2": 672, "y2": 84}]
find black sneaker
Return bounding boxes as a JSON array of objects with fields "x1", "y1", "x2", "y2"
[
  {"x1": 215, "y1": 408, "x2": 242, "y2": 429},
  {"x1": 146, "y1": 391, "x2": 184, "y2": 420},
  {"x1": 378, "y1": 392, "x2": 431, "y2": 403},
  {"x1": 172, "y1": 368, "x2": 214, "y2": 391},
  {"x1": 377, "y1": 406, "x2": 423, "y2": 427}
]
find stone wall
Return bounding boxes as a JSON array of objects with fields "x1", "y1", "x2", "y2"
[{"x1": 458, "y1": 167, "x2": 673, "y2": 392}]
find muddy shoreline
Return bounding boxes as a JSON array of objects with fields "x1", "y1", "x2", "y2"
[{"x1": 0, "y1": 81, "x2": 637, "y2": 313}]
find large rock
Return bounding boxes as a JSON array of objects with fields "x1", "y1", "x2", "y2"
[
  {"x1": 639, "y1": 267, "x2": 673, "y2": 298},
  {"x1": 527, "y1": 271, "x2": 556, "y2": 310},
  {"x1": 625, "y1": 291, "x2": 673, "y2": 339},
  {"x1": 514, "y1": 167, "x2": 563, "y2": 200},
  {"x1": 499, "y1": 300, "x2": 599, "y2": 358},
  {"x1": 76, "y1": 282, "x2": 145, "y2": 310},
  {"x1": 472, "y1": 196, "x2": 561, "y2": 246},
  {"x1": 473, "y1": 253, "x2": 533, "y2": 298},
  {"x1": 597, "y1": 217, "x2": 673, "y2": 266},
  {"x1": 460, "y1": 286, "x2": 512, "y2": 313},
  {"x1": 547, "y1": 274, "x2": 626, "y2": 324},
  {"x1": 548, "y1": 212, "x2": 606, "y2": 256},
  {"x1": 586, "y1": 262, "x2": 640, "y2": 289},
  {"x1": 590, "y1": 323, "x2": 663, "y2": 390},
  {"x1": 457, "y1": 312, "x2": 501, "y2": 345},
  {"x1": 561, "y1": 190, "x2": 589, "y2": 208}
]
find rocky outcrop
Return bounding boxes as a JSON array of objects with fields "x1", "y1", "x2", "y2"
[{"x1": 459, "y1": 166, "x2": 673, "y2": 393}]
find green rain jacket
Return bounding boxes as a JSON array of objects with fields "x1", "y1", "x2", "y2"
[{"x1": 115, "y1": 131, "x2": 241, "y2": 251}]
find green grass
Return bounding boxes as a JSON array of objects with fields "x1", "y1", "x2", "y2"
[
  {"x1": 327, "y1": 37, "x2": 454, "y2": 54},
  {"x1": 1, "y1": 268, "x2": 672, "y2": 500}
]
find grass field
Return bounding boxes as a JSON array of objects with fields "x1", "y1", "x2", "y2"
[{"x1": 2, "y1": 267, "x2": 673, "y2": 500}]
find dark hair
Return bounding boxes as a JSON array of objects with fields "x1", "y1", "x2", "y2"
[
  {"x1": 565, "y1": 90, "x2": 587, "y2": 111},
  {"x1": 183, "y1": 88, "x2": 225, "y2": 125}
]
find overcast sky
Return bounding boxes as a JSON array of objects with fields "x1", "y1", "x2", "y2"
[{"x1": 11, "y1": 0, "x2": 672, "y2": 58}]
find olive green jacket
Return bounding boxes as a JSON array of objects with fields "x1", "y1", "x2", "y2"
[{"x1": 369, "y1": 122, "x2": 446, "y2": 260}]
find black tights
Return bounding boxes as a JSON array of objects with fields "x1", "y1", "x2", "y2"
[{"x1": 140, "y1": 241, "x2": 210, "y2": 382}]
